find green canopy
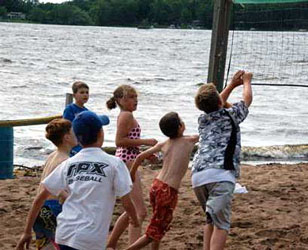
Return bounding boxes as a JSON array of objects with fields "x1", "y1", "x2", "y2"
[{"x1": 234, "y1": 0, "x2": 307, "y2": 3}]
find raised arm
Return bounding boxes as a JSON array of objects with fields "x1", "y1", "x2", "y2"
[
  {"x1": 115, "y1": 112, "x2": 157, "y2": 147},
  {"x1": 130, "y1": 142, "x2": 164, "y2": 182},
  {"x1": 242, "y1": 72, "x2": 253, "y2": 107},
  {"x1": 16, "y1": 186, "x2": 50, "y2": 250},
  {"x1": 220, "y1": 70, "x2": 245, "y2": 106},
  {"x1": 188, "y1": 134, "x2": 199, "y2": 144}
]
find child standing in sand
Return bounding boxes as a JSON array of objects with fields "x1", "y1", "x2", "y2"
[
  {"x1": 192, "y1": 70, "x2": 253, "y2": 250},
  {"x1": 16, "y1": 111, "x2": 139, "y2": 250},
  {"x1": 106, "y1": 85, "x2": 158, "y2": 248},
  {"x1": 33, "y1": 118, "x2": 77, "y2": 250},
  {"x1": 63, "y1": 81, "x2": 90, "y2": 156},
  {"x1": 126, "y1": 112, "x2": 199, "y2": 250}
]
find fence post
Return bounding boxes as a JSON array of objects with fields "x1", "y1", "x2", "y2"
[
  {"x1": 207, "y1": 0, "x2": 233, "y2": 92},
  {"x1": 0, "y1": 93, "x2": 70, "y2": 179},
  {"x1": 65, "y1": 93, "x2": 73, "y2": 107},
  {"x1": 0, "y1": 127, "x2": 14, "y2": 179}
]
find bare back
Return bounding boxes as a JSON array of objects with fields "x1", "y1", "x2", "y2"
[
  {"x1": 157, "y1": 136, "x2": 197, "y2": 190},
  {"x1": 38, "y1": 150, "x2": 69, "y2": 199}
]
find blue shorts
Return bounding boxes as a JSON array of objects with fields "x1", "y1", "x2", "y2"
[
  {"x1": 33, "y1": 199, "x2": 62, "y2": 249},
  {"x1": 59, "y1": 245, "x2": 78, "y2": 250}
]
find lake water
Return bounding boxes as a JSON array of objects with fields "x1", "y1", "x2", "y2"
[{"x1": 1, "y1": 23, "x2": 307, "y2": 166}]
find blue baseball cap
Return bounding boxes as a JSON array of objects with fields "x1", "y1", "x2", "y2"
[{"x1": 72, "y1": 111, "x2": 110, "y2": 145}]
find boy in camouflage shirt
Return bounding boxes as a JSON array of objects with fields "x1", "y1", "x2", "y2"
[{"x1": 192, "y1": 70, "x2": 253, "y2": 250}]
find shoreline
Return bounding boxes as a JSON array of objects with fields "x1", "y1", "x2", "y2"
[
  {"x1": 13, "y1": 143, "x2": 308, "y2": 169},
  {"x1": 1, "y1": 162, "x2": 308, "y2": 249}
]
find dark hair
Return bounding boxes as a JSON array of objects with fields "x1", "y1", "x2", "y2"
[
  {"x1": 72, "y1": 81, "x2": 89, "y2": 94},
  {"x1": 72, "y1": 111, "x2": 108, "y2": 146},
  {"x1": 195, "y1": 83, "x2": 221, "y2": 113},
  {"x1": 77, "y1": 132, "x2": 98, "y2": 146},
  {"x1": 159, "y1": 112, "x2": 181, "y2": 139},
  {"x1": 106, "y1": 97, "x2": 117, "y2": 110},
  {"x1": 106, "y1": 85, "x2": 137, "y2": 110},
  {"x1": 45, "y1": 118, "x2": 72, "y2": 146}
]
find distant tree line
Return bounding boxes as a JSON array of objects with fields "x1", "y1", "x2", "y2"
[
  {"x1": 0, "y1": 0, "x2": 214, "y2": 27},
  {"x1": 233, "y1": 2, "x2": 308, "y2": 31},
  {"x1": 1, "y1": 0, "x2": 308, "y2": 30}
]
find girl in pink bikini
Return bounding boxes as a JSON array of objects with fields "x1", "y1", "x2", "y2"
[{"x1": 106, "y1": 85, "x2": 157, "y2": 249}]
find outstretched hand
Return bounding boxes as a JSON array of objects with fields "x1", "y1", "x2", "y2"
[
  {"x1": 16, "y1": 233, "x2": 32, "y2": 250},
  {"x1": 243, "y1": 72, "x2": 253, "y2": 83},
  {"x1": 146, "y1": 138, "x2": 158, "y2": 146},
  {"x1": 231, "y1": 70, "x2": 245, "y2": 87}
]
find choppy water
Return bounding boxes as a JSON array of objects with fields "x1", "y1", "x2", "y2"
[{"x1": 1, "y1": 23, "x2": 308, "y2": 166}]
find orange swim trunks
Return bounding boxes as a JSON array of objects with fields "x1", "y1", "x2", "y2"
[{"x1": 145, "y1": 178, "x2": 178, "y2": 241}]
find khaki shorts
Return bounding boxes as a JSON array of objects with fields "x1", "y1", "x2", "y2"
[{"x1": 193, "y1": 182, "x2": 235, "y2": 231}]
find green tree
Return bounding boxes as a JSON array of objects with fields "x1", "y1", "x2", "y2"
[
  {"x1": 94, "y1": 0, "x2": 137, "y2": 26},
  {"x1": 2, "y1": 0, "x2": 25, "y2": 12},
  {"x1": 48, "y1": 4, "x2": 92, "y2": 25},
  {"x1": 195, "y1": 0, "x2": 213, "y2": 28},
  {"x1": 181, "y1": 8, "x2": 193, "y2": 24},
  {"x1": 70, "y1": 0, "x2": 96, "y2": 12},
  {"x1": 136, "y1": 0, "x2": 153, "y2": 22},
  {"x1": 28, "y1": 7, "x2": 48, "y2": 23},
  {"x1": 91, "y1": 0, "x2": 111, "y2": 25},
  {"x1": 169, "y1": 0, "x2": 184, "y2": 23},
  {"x1": 37, "y1": 2, "x2": 56, "y2": 11},
  {"x1": 151, "y1": 0, "x2": 171, "y2": 25},
  {"x1": 0, "y1": 6, "x2": 8, "y2": 17},
  {"x1": 1, "y1": 0, "x2": 307, "y2": 30}
]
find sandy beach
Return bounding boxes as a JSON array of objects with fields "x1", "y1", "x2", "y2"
[{"x1": 1, "y1": 163, "x2": 308, "y2": 250}]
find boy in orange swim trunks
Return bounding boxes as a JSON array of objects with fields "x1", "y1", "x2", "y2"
[{"x1": 126, "y1": 112, "x2": 199, "y2": 250}]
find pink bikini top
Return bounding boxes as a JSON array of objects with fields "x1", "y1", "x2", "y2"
[{"x1": 115, "y1": 124, "x2": 141, "y2": 163}]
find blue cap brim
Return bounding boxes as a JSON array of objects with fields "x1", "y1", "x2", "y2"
[{"x1": 98, "y1": 115, "x2": 110, "y2": 126}]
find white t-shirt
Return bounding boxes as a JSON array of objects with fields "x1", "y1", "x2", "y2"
[
  {"x1": 191, "y1": 168, "x2": 236, "y2": 188},
  {"x1": 42, "y1": 147, "x2": 132, "y2": 250}
]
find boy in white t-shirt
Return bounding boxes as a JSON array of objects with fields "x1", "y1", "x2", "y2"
[{"x1": 16, "y1": 111, "x2": 139, "y2": 250}]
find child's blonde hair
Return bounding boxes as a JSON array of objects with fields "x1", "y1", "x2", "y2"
[
  {"x1": 106, "y1": 85, "x2": 137, "y2": 110},
  {"x1": 195, "y1": 83, "x2": 221, "y2": 113}
]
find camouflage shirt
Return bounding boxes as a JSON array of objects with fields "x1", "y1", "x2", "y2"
[{"x1": 192, "y1": 101, "x2": 249, "y2": 178}]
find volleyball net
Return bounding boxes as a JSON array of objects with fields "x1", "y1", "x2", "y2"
[{"x1": 224, "y1": 0, "x2": 308, "y2": 87}]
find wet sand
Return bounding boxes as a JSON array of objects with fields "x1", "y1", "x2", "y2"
[{"x1": 1, "y1": 163, "x2": 308, "y2": 250}]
